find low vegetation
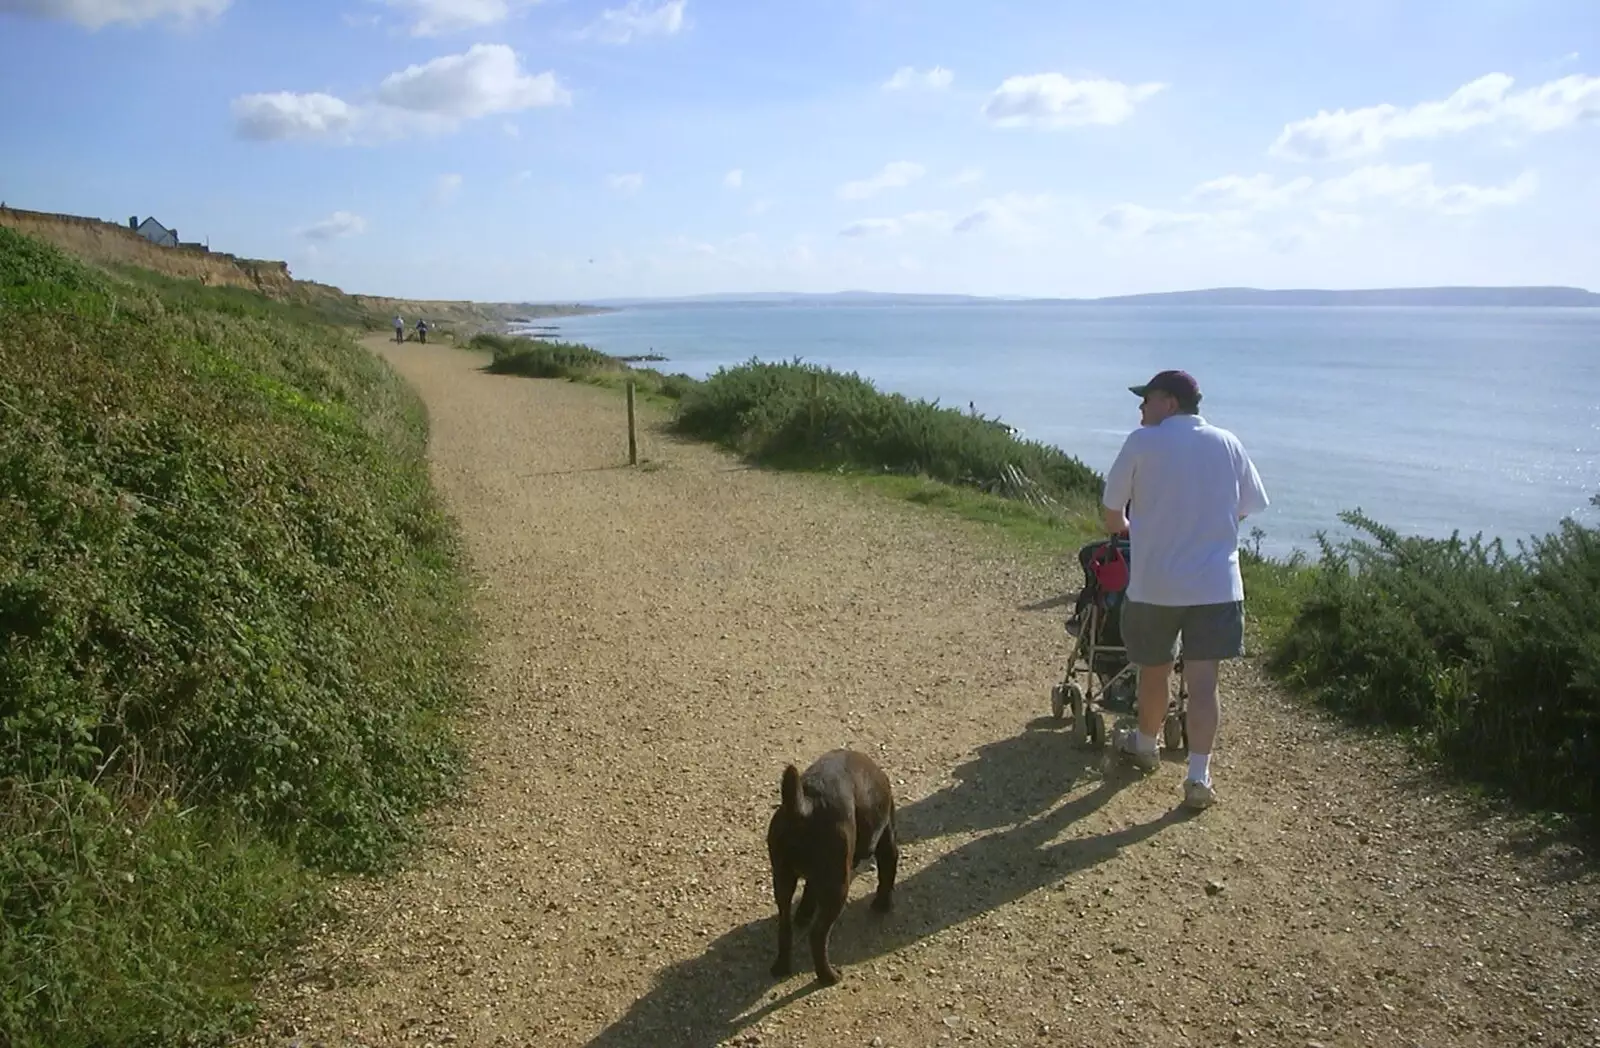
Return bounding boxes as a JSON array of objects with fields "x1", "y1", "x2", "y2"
[
  {"x1": 1269, "y1": 508, "x2": 1600, "y2": 830},
  {"x1": 671, "y1": 358, "x2": 1103, "y2": 505},
  {"x1": 0, "y1": 226, "x2": 471, "y2": 1046},
  {"x1": 471, "y1": 332, "x2": 698, "y2": 403}
]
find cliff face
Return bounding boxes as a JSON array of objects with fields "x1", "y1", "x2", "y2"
[
  {"x1": 0, "y1": 205, "x2": 604, "y2": 332},
  {"x1": 0, "y1": 206, "x2": 297, "y2": 298}
]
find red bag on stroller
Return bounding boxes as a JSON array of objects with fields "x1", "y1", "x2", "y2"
[{"x1": 1089, "y1": 540, "x2": 1129, "y2": 595}]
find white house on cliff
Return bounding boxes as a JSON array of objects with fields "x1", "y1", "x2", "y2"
[{"x1": 129, "y1": 215, "x2": 177, "y2": 247}]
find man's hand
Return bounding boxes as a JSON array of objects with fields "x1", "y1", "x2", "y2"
[{"x1": 1103, "y1": 506, "x2": 1129, "y2": 537}]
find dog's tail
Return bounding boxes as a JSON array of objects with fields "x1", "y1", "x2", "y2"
[{"x1": 780, "y1": 763, "x2": 806, "y2": 816}]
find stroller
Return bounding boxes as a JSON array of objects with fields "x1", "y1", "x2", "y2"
[{"x1": 1049, "y1": 536, "x2": 1188, "y2": 751}]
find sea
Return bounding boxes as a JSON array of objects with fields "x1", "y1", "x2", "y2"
[{"x1": 514, "y1": 302, "x2": 1600, "y2": 560}]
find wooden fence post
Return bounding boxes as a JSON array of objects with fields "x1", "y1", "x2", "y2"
[{"x1": 626, "y1": 381, "x2": 638, "y2": 465}]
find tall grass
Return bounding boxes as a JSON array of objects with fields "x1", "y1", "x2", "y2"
[
  {"x1": 108, "y1": 262, "x2": 381, "y2": 331},
  {"x1": 0, "y1": 226, "x2": 471, "y2": 1046}
]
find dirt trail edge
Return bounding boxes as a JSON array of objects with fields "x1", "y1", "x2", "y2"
[{"x1": 240, "y1": 337, "x2": 1599, "y2": 1048}]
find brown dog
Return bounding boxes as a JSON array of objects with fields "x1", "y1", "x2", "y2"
[{"x1": 766, "y1": 748, "x2": 898, "y2": 985}]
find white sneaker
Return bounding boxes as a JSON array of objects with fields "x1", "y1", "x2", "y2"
[
  {"x1": 1182, "y1": 779, "x2": 1217, "y2": 810},
  {"x1": 1114, "y1": 729, "x2": 1160, "y2": 774}
]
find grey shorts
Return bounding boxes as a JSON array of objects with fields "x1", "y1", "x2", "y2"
[{"x1": 1121, "y1": 600, "x2": 1245, "y2": 666}]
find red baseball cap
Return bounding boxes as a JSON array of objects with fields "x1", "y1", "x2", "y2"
[{"x1": 1129, "y1": 370, "x2": 1201, "y2": 401}]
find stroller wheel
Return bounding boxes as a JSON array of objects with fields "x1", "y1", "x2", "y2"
[
  {"x1": 1163, "y1": 713, "x2": 1185, "y2": 753},
  {"x1": 1087, "y1": 710, "x2": 1108, "y2": 749},
  {"x1": 1050, "y1": 685, "x2": 1066, "y2": 721},
  {"x1": 1070, "y1": 686, "x2": 1090, "y2": 747}
]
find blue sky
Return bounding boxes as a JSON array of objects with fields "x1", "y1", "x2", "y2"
[{"x1": 1, "y1": 0, "x2": 1597, "y2": 301}]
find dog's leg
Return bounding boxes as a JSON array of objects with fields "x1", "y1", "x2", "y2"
[
  {"x1": 807, "y1": 881, "x2": 847, "y2": 986},
  {"x1": 808, "y1": 834, "x2": 852, "y2": 986},
  {"x1": 770, "y1": 862, "x2": 798, "y2": 978},
  {"x1": 793, "y1": 882, "x2": 816, "y2": 928},
  {"x1": 871, "y1": 819, "x2": 898, "y2": 913}
]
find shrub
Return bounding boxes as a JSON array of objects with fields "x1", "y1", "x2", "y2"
[
  {"x1": 1269, "y1": 508, "x2": 1600, "y2": 827},
  {"x1": 471, "y1": 332, "x2": 700, "y2": 405},
  {"x1": 476, "y1": 333, "x2": 621, "y2": 378},
  {"x1": 671, "y1": 358, "x2": 1102, "y2": 504},
  {"x1": 0, "y1": 226, "x2": 471, "y2": 1045}
]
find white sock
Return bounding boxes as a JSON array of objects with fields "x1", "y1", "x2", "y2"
[
  {"x1": 1187, "y1": 753, "x2": 1211, "y2": 785},
  {"x1": 1135, "y1": 730, "x2": 1158, "y2": 755}
]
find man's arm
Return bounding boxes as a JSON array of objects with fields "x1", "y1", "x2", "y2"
[
  {"x1": 1102, "y1": 434, "x2": 1138, "y2": 535},
  {"x1": 1236, "y1": 444, "x2": 1269, "y2": 520}
]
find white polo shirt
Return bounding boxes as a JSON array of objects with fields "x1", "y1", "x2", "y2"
[{"x1": 1102, "y1": 414, "x2": 1269, "y2": 607}]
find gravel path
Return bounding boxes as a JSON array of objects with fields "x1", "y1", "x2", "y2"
[{"x1": 241, "y1": 337, "x2": 1600, "y2": 1048}]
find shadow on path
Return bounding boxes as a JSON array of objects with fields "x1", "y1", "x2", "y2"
[
  {"x1": 583, "y1": 729, "x2": 1186, "y2": 1048},
  {"x1": 1018, "y1": 593, "x2": 1074, "y2": 613}
]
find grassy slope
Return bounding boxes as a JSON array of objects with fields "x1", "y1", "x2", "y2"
[{"x1": 0, "y1": 227, "x2": 472, "y2": 1046}]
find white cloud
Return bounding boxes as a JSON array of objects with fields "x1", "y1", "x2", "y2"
[
  {"x1": 608, "y1": 173, "x2": 644, "y2": 195},
  {"x1": 946, "y1": 167, "x2": 984, "y2": 188},
  {"x1": 434, "y1": 173, "x2": 463, "y2": 203},
  {"x1": 840, "y1": 218, "x2": 902, "y2": 239},
  {"x1": 1212, "y1": 164, "x2": 1539, "y2": 216},
  {"x1": 232, "y1": 92, "x2": 358, "y2": 142},
  {"x1": 953, "y1": 193, "x2": 1055, "y2": 236},
  {"x1": 1097, "y1": 203, "x2": 1216, "y2": 236},
  {"x1": 0, "y1": 0, "x2": 228, "y2": 28},
  {"x1": 383, "y1": 0, "x2": 512, "y2": 36},
  {"x1": 883, "y1": 66, "x2": 953, "y2": 91},
  {"x1": 837, "y1": 161, "x2": 925, "y2": 200},
  {"x1": 235, "y1": 44, "x2": 569, "y2": 143},
  {"x1": 983, "y1": 73, "x2": 1165, "y2": 129},
  {"x1": 1188, "y1": 173, "x2": 1314, "y2": 210},
  {"x1": 1105, "y1": 163, "x2": 1539, "y2": 241},
  {"x1": 838, "y1": 211, "x2": 950, "y2": 238},
  {"x1": 1271, "y1": 73, "x2": 1600, "y2": 161},
  {"x1": 585, "y1": 0, "x2": 684, "y2": 43},
  {"x1": 1318, "y1": 164, "x2": 1538, "y2": 215},
  {"x1": 297, "y1": 210, "x2": 367, "y2": 241},
  {"x1": 746, "y1": 198, "x2": 773, "y2": 217},
  {"x1": 669, "y1": 235, "x2": 717, "y2": 257},
  {"x1": 723, "y1": 168, "x2": 744, "y2": 190},
  {"x1": 503, "y1": 121, "x2": 520, "y2": 138},
  {"x1": 377, "y1": 43, "x2": 569, "y2": 118}
]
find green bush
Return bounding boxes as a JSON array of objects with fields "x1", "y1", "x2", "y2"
[
  {"x1": 471, "y1": 332, "x2": 699, "y2": 405},
  {"x1": 0, "y1": 226, "x2": 471, "y2": 1045},
  {"x1": 671, "y1": 358, "x2": 1102, "y2": 503},
  {"x1": 1269, "y1": 508, "x2": 1600, "y2": 827},
  {"x1": 476, "y1": 333, "x2": 621, "y2": 378},
  {"x1": 1, "y1": 781, "x2": 316, "y2": 1047}
]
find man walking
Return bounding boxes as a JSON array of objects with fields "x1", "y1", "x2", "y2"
[
  {"x1": 394, "y1": 314, "x2": 405, "y2": 343},
  {"x1": 1100, "y1": 370, "x2": 1269, "y2": 810}
]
